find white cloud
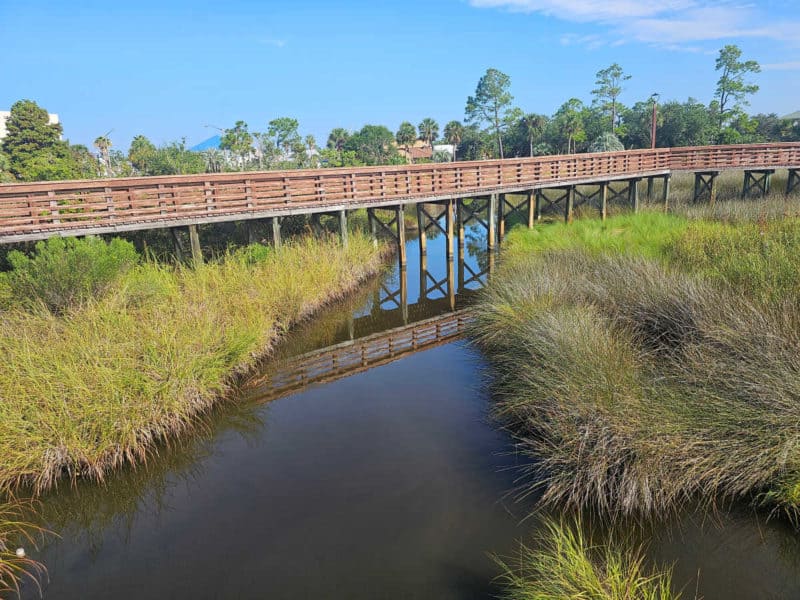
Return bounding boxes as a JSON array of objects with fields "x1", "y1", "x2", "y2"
[
  {"x1": 763, "y1": 61, "x2": 800, "y2": 71},
  {"x1": 469, "y1": 0, "x2": 800, "y2": 47}
]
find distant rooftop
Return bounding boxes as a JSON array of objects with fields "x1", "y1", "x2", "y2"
[
  {"x1": 190, "y1": 135, "x2": 221, "y2": 152},
  {"x1": 781, "y1": 111, "x2": 800, "y2": 121}
]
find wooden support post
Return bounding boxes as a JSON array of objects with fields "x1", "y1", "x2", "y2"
[
  {"x1": 271, "y1": 217, "x2": 281, "y2": 249},
  {"x1": 188, "y1": 224, "x2": 202, "y2": 264},
  {"x1": 419, "y1": 252, "x2": 428, "y2": 301},
  {"x1": 564, "y1": 186, "x2": 574, "y2": 224},
  {"x1": 742, "y1": 169, "x2": 774, "y2": 199},
  {"x1": 446, "y1": 253, "x2": 456, "y2": 311},
  {"x1": 399, "y1": 264, "x2": 408, "y2": 324},
  {"x1": 416, "y1": 203, "x2": 427, "y2": 256},
  {"x1": 534, "y1": 190, "x2": 543, "y2": 223},
  {"x1": 339, "y1": 209, "x2": 348, "y2": 248},
  {"x1": 599, "y1": 183, "x2": 608, "y2": 221},
  {"x1": 367, "y1": 208, "x2": 378, "y2": 247},
  {"x1": 171, "y1": 227, "x2": 185, "y2": 261},
  {"x1": 310, "y1": 213, "x2": 323, "y2": 236},
  {"x1": 456, "y1": 198, "x2": 465, "y2": 252},
  {"x1": 246, "y1": 220, "x2": 258, "y2": 244},
  {"x1": 457, "y1": 239, "x2": 465, "y2": 292},
  {"x1": 397, "y1": 205, "x2": 407, "y2": 268},
  {"x1": 445, "y1": 199, "x2": 455, "y2": 261},
  {"x1": 527, "y1": 190, "x2": 535, "y2": 228},
  {"x1": 498, "y1": 193, "x2": 506, "y2": 240},
  {"x1": 694, "y1": 172, "x2": 718, "y2": 204},
  {"x1": 488, "y1": 194, "x2": 498, "y2": 250},
  {"x1": 630, "y1": 179, "x2": 640, "y2": 213},
  {"x1": 788, "y1": 169, "x2": 800, "y2": 195},
  {"x1": 663, "y1": 174, "x2": 671, "y2": 211},
  {"x1": 646, "y1": 177, "x2": 654, "y2": 201}
]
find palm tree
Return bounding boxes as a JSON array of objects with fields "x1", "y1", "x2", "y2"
[
  {"x1": 327, "y1": 128, "x2": 350, "y2": 163},
  {"x1": 521, "y1": 114, "x2": 548, "y2": 157},
  {"x1": 395, "y1": 122, "x2": 416, "y2": 163},
  {"x1": 93, "y1": 135, "x2": 112, "y2": 177},
  {"x1": 443, "y1": 121, "x2": 464, "y2": 161},
  {"x1": 418, "y1": 118, "x2": 439, "y2": 153}
]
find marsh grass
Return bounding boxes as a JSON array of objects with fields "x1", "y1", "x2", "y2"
[
  {"x1": 0, "y1": 234, "x2": 386, "y2": 495},
  {"x1": 472, "y1": 212, "x2": 800, "y2": 518},
  {"x1": 0, "y1": 499, "x2": 48, "y2": 598},
  {"x1": 495, "y1": 518, "x2": 679, "y2": 600}
]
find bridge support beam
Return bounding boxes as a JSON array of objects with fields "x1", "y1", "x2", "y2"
[
  {"x1": 534, "y1": 190, "x2": 543, "y2": 223},
  {"x1": 564, "y1": 186, "x2": 575, "y2": 224},
  {"x1": 171, "y1": 227, "x2": 186, "y2": 261},
  {"x1": 693, "y1": 171, "x2": 719, "y2": 204},
  {"x1": 527, "y1": 190, "x2": 535, "y2": 228},
  {"x1": 742, "y1": 169, "x2": 774, "y2": 199},
  {"x1": 789, "y1": 169, "x2": 800, "y2": 196},
  {"x1": 599, "y1": 183, "x2": 608, "y2": 221},
  {"x1": 188, "y1": 224, "x2": 202, "y2": 264},
  {"x1": 497, "y1": 193, "x2": 534, "y2": 235},
  {"x1": 488, "y1": 194, "x2": 498, "y2": 251},
  {"x1": 498, "y1": 194, "x2": 506, "y2": 240},
  {"x1": 271, "y1": 217, "x2": 281, "y2": 249},
  {"x1": 339, "y1": 209, "x2": 348, "y2": 248},
  {"x1": 445, "y1": 199, "x2": 455, "y2": 261},
  {"x1": 416, "y1": 204, "x2": 428, "y2": 256},
  {"x1": 456, "y1": 199, "x2": 465, "y2": 253},
  {"x1": 368, "y1": 207, "x2": 406, "y2": 267},
  {"x1": 663, "y1": 174, "x2": 671, "y2": 209},
  {"x1": 629, "y1": 178, "x2": 641, "y2": 213},
  {"x1": 310, "y1": 213, "x2": 323, "y2": 237}
]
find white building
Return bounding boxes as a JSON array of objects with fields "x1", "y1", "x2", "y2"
[{"x1": 0, "y1": 110, "x2": 60, "y2": 141}]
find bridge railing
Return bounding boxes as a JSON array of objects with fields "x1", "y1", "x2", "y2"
[{"x1": 1, "y1": 143, "x2": 799, "y2": 239}]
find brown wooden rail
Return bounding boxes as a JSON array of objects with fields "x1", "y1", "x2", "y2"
[{"x1": 1, "y1": 143, "x2": 799, "y2": 243}]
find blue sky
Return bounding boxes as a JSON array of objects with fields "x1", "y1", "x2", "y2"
[{"x1": 2, "y1": 0, "x2": 798, "y2": 151}]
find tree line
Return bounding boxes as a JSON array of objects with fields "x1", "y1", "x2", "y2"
[{"x1": 1, "y1": 44, "x2": 797, "y2": 183}]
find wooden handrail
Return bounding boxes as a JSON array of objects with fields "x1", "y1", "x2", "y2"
[{"x1": 1, "y1": 143, "x2": 799, "y2": 241}]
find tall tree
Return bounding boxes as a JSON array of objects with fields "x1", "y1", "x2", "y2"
[
  {"x1": 220, "y1": 120, "x2": 254, "y2": 168},
  {"x1": 417, "y1": 118, "x2": 439, "y2": 151},
  {"x1": 465, "y1": 68, "x2": 514, "y2": 159},
  {"x1": 395, "y1": 122, "x2": 416, "y2": 161},
  {"x1": 326, "y1": 127, "x2": 351, "y2": 164},
  {"x1": 591, "y1": 63, "x2": 631, "y2": 133},
  {"x1": 521, "y1": 113, "x2": 548, "y2": 157},
  {"x1": 267, "y1": 117, "x2": 301, "y2": 157},
  {"x1": 443, "y1": 120, "x2": 464, "y2": 161},
  {"x1": 714, "y1": 44, "x2": 760, "y2": 131},
  {"x1": 1, "y1": 99, "x2": 64, "y2": 179},
  {"x1": 93, "y1": 135, "x2": 112, "y2": 177},
  {"x1": 128, "y1": 135, "x2": 157, "y2": 174},
  {"x1": 344, "y1": 125, "x2": 402, "y2": 166},
  {"x1": 552, "y1": 99, "x2": 586, "y2": 154}
]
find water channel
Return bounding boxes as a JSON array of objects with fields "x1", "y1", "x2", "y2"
[{"x1": 20, "y1": 212, "x2": 800, "y2": 599}]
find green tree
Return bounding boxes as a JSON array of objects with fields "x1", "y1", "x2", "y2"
[
  {"x1": 220, "y1": 120, "x2": 254, "y2": 168},
  {"x1": 591, "y1": 63, "x2": 631, "y2": 133},
  {"x1": 443, "y1": 120, "x2": 464, "y2": 161},
  {"x1": 589, "y1": 132, "x2": 624, "y2": 152},
  {"x1": 657, "y1": 99, "x2": 717, "y2": 148},
  {"x1": 395, "y1": 122, "x2": 416, "y2": 161},
  {"x1": 267, "y1": 117, "x2": 301, "y2": 157},
  {"x1": 521, "y1": 113, "x2": 548, "y2": 157},
  {"x1": 93, "y1": 135, "x2": 112, "y2": 177},
  {"x1": 551, "y1": 99, "x2": 586, "y2": 154},
  {"x1": 465, "y1": 68, "x2": 514, "y2": 158},
  {"x1": 417, "y1": 118, "x2": 439, "y2": 151},
  {"x1": 128, "y1": 135, "x2": 157, "y2": 174},
  {"x1": 344, "y1": 125, "x2": 402, "y2": 165},
  {"x1": 714, "y1": 44, "x2": 761, "y2": 132},
  {"x1": 146, "y1": 139, "x2": 205, "y2": 175}
]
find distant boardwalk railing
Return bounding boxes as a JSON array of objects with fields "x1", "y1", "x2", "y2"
[
  {"x1": 1, "y1": 143, "x2": 799, "y2": 243},
  {"x1": 243, "y1": 310, "x2": 472, "y2": 403}
]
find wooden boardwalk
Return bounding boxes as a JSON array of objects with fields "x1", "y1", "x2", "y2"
[
  {"x1": 1, "y1": 143, "x2": 799, "y2": 244},
  {"x1": 242, "y1": 310, "x2": 472, "y2": 403}
]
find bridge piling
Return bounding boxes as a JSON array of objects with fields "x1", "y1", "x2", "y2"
[
  {"x1": 789, "y1": 169, "x2": 800, "y2": 195},
  {"x1": 488, "y1": 194, "x2": 498, "y2": 251},
  {"x1": 416, "y1": 204, "x2": 427, "y2": 256},
  {"x1": 742, "y1": 169, "x2": 774, "y2": 199},
  {"x1": 338, "y1": 210, "x2": 348, "y2": 248},
  {"x1": 564, "y1": 186, "x2": 575, "y2": 224},
  {"x1": 534, "y1": 190, "x2": 543, "y2": 223},
  {"x1": 445, "y1": 199, "x2": 455, "y2": 261},
  {"x1": 188, "y1": 225, "x2": 202, "y2": 264},
  {"x1": 630, "y1": 178, "x2": 641, "y2": 213},
  {"x1": 527, "y1": 191, "x2": 535, "y2": 228},
  {"x1": 171, "y1": 227, "x2": 186, "y2": 261},
  {"x1": 271, "y1": 217, "x2": 282, "y2": 249},
  {"x1": 397, "y1": 206, "x2": 406, "y2": 268},
  {"x1": 599, "y1": 183, "x2": 608, "y2": 221},
  {"x1": 498, "y1": 193, "x2": 506, "y2": 240},
  {"x1": 694, "y1": 172, "x2": 719, "y2": 204},
  {"x1": 456, "y1": 199, "x2": 465, "y2": 252},
  {"x1": 663, "y1": 174, "x2": 671, "y2": 209}
]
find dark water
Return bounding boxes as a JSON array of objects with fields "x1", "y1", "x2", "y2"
[{"x1": 19, "y1": 213, "x2": 800, "y2": 599}]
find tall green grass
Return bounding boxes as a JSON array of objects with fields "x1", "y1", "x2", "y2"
[
  {"x1": 474, "y1": 214, "x2": 800, "y2": 517},
  {"x1": 0, "y1": 234, "x2": 386, "y2": 494},
  {"x1": 495, "y1": 518, "x2": 679, "y2": 600}
]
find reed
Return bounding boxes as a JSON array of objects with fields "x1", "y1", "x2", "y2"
[{"x1": 0, "y1": 234, "x2": 386, "y2": 495}]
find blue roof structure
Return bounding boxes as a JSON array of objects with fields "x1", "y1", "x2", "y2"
[{"x1": 190, "y1": 135, "x2": 222, "y2": 151}]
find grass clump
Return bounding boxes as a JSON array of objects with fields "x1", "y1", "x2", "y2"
[
  {"x1": 3, "y1": 237, "x2": 138, "y2": 313},
  {"x1": 495, "y1": 518, "x2": 678, "y2": 600},
  {"x1": 0, "y1": 500, "x2": 47, "y2": 597},
  {"x1": 0, "y1": 234, "x2": 386, "y2": 494},
  {"x1": 473, "y1": 214, "x2": 800, "y2": 517}
]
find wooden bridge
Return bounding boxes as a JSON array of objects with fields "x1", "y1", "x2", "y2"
[
  {"x1": 242, "y1": 310, "x2": 472, "y2": 404},
  {"x1": 2, "y1": 143, "x2": 799, "y2": 259}
]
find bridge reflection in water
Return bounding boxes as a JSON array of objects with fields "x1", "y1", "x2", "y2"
[{"x1": 242, "y1": 222, "x2": 489, "y2": 403}]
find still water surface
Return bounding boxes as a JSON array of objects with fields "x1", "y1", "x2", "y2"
[{"x1": 23, "y1": 217, "x2": 800, "y2": 599}]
